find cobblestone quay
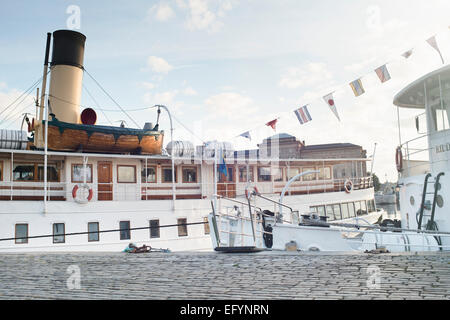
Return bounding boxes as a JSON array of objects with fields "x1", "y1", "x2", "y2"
[{"x1": 0, "y1": 251, "x2": 448, "y2": 300}]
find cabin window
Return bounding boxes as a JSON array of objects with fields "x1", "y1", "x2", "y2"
[
  {"x1": 53, "y1": 223, "x2": 65, "y2": 243},
  {"x1": 360, "y1": 201, "x2": 368, "y2": 215},
  {"x1": 341, "y1": 203, "x2": 350, "y2": 219},
  {"x1": 37, "y1": 165, "x2": 59, "y2": 181},
  {"x1": 182, "y1": 167, "x2": 197, "y2": 183},
  {"x1": 316, "y1": 206, "x2": 325, "y2": 216},
  {"x1": 13, "y1": 163, "x2": 59, "y2": 182},
  {"x1": 333, "y1": 204, "x2": 342, "y2": 220},
  {"x1": 302, "y1": 167, "x2": 317, "y2": 181},
  {"x1": 355, "y1": 201, "x2": 363, "y2": 216},
  {"x1": 238, "y1": 166, "x2": 254, "y2": 182},
  {"x1": 348, "y1": 202, "x2": 356, "y2": 217},
  {"x1": 203, "y1": 217, "x2": 210, "y2": 235},
  {"x1": 177, "y1": 218, "x2": 188, "y2": 237},
  {"x1": 162, "y1": 167, "x2": 177, "y2": 183},
  {"x1": 15, "y1": 224, "x2": 28, "y2": 244},
  {"x1": 117, "y1": 165, "x2": 136, "y2": 183},
  {"x1": 257, "y1": 167, "x2": 271, "y2": 182},
  {"x1": 286, "y1": 167, "x2": 301, "y2": 180},
  {"x1": 88, "y1": 222, "x2": 99, "y2": 242},
  {"x1": 218, "y1": 166, "x2": 234, "y2": 182},
  {"x1": 326, "y1": 205, "x2": 335, "y2": 221},
  {"x1": 367, "y1": 199, "x2": 376, "y2": 213},
  {"x1": 72, "y1": 164, "x2": 93, "y2": 183},
  {"x1": 150, "y1": 220, "x2": 160, "y2": 238},
  {"x1": 120, "y1": 221, "x2": 131, "y2": 240},
  {"x1": 141, "y1": 166, "x2": 156, "y2": 183},
  {"x1": 272, "y1": 167, "x2": 283, "y2": 182},
  {"x1": 318, "y1": 166, "x2": 332, "y2": 180},
  {"x1": 13, "y1": 164, "x2": 34, "y2": 181},
  {"x1": 0, "y1": 161, "x2": 3, "y2": 181}
]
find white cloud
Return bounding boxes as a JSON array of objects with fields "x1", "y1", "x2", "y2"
[
  {"x1": 279, "y1": 62, "x2": 333, "y2": 89},
  {"x1": 180, "y1": 0, "x2": 234, "y2": 32},
  {"x1": 149, "y1": 3, "x2": 175, "y2": 22},
  {"x1": 0, "y1": 86, "x2": 35, "y2": 129},
  {"x1": 183, "y1": 87, "x2": 197, "y2": 96},
  {"x1": 141, "y1": 82, "x2": 155, "y2": 90},
  {"x1": 146, "y1": 56, "x2": 174, "y2": 74},
  {"x1": 204, "y1": 92, "x2": 256, "y2": 120}
]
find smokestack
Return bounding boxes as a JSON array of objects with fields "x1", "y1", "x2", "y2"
[{"x1": 48, "y1": 30, "x2": 86, "y2": 124}]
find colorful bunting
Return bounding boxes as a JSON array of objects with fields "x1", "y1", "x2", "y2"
[
  {"x1": 375, "y1": 64, "x2": 391, "y2": 83},
  {"x1": 402, "y1": 49, "x2": 413, "y2": 59},
  {"x1": 294, "y1": 105, "x2": 312, "y2": 125},
  {"x1": 239, "y1": 131, "x2": 251, "y2": 140},
  {"x1": 266, "y1": 119, "x2": 278, "y2": 131},
  {"x1": 323, "y1": 93, "x2": 340, "y2": 121},
  {"x1": 349, "y1": 79, "x2": 365, "y2": 97},
  {"x1": 426, "y1": 36, "x2": 444, "y2": 64}
]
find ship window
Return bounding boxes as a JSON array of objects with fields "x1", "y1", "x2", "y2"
[
  {"x1": 239, "y1": 166, "x2": 254, "y2": 182},
  {"x1": 13, "y1": 164, "x2": 34, "y2": 181},
  {"x1": 0, "y1": 161, "x2": 3, "y2": 181},
  {"x1": 37, "y1": 165, "x2": 59, "y2": 182},
  {"x1": 88, "y1": 222, "x2": 99, "y2": 242},
  {"x1": 258, "y1": 167, "x2": 271, "y2": 182},
  {"x1": 368, "y1": 200, "x2": 376, "y2": 213},
  {"x1": 150, "y1": 220, "x2": 160, "y2": 238},
  {"x1": 119, "y1": 221, "x2": 131, "y2": 240},
  {"x1": 286, "y1": 167, "x2": 301, "y2": 180},
  {"x1": 360, "y1": 201, "x2": 367, "y2": 215},
  {"x1": 355, "y1": 201, "x2": 362, "y2": 216},
  {"x1": 117, "y1": 165, "x2": 136, "y2": 183},
  {"x1": 203, "y1": 217, "x2": 210, "y2": 235},
  {"x1": 15, "y1": 224, "x2": 28, "y2": 244},
  {"x1": 141, "y1": 166, "x2": 156, "y2": 183},
  {"x1": 318, "y1": 166, "x2": 332, "y2": 180},
  {"x1": 302, "y1": 167, "x2": 317, "y2": 181},
  {"x1": 218, "y1": 166, "x2": 234, "y2": 182},
  {"x1": 326, "y1": 205, "x2": 334, "y2": 221},
  {"x1": 348, "y1": 202, "x2": 356, "y2": 217},
  {"x1": 341, "y1": 203, "x2": 350, "y2": 219},
  {"x1": 53, "y1": 223, "x2": 65, "y2": 243},
  {"x1": 162, "y1": 167, "x2": 177, "y2": 183},
  {"x1": 182, "y1": 167, "x2": 197, "y2": 183},
  {"x1": 333, "y1": 204, "x2": 342, "y2": 220},
  {"x1": 316, "y1": 205, "x2": 325, "y2": 216},
  {"x1": 272, "y1": 167, "x2": 283, "y2": 182},
  {"x1": 178, "y1": 218, "x2": 188, "y2": 237},
  {"x1": 72, "y1": 164, "x2": 93, "y2": 183}
]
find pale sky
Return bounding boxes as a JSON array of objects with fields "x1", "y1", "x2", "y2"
[{"x1": 1, "y1": 0, "x2": 450, "y2": 182}]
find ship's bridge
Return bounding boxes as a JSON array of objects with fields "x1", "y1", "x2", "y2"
[{"x1": 394, "y1": 65, "x2": 450, "y2": 175}]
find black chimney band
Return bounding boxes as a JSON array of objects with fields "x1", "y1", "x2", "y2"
[{"x1": 50, "y1": 30, "x2": 86, "y2": 69}]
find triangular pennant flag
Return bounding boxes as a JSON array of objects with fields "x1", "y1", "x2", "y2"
[
  {"x1": 426, "y1": 36, "x2": 444, "y2": 64},
  {"x1": 375, "y1": 64, "x2": 391, "y2": 83},
  {"x1": 349, "y1": 79, "x2": 365, "y2": 97},
  {"x1": 266, "y1": 119, "x2": 278, "y2": 131},
  {"x1": 239, "y1": 131, "x2": 251, "y2": 140},
  {"x1": 323, "y1": 92, "x2": 340, "y2": 121},
  {"x1": 294, "y1": 105, "x2": 312, "y2": 125},
  {"x1": 401, "y1": 49, "x2": 413, "y2": 59}
]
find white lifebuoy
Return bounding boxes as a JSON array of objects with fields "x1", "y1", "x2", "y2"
[
  {"x1": 344, "y1": 179, "x2": 353, "y2": 193},
  {"x1": 72, "y1": 184, "x2": 93, "y2": 204}
]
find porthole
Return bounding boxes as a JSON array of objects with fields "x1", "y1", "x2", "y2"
[
  {"x1": 410, "y1": 196, "x2": 415, "y2": 206},
  {"x1": 436, "y1": 195, "x2": 444, "y2": 208}
]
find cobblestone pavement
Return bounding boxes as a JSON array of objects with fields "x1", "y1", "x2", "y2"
[{"x1": 0, "y1": 251, "x2": 449, "y2": 300}]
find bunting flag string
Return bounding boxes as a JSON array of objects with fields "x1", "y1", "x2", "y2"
[{"x1": 234, "y1": 26, "x2": 449, "y2": 142}]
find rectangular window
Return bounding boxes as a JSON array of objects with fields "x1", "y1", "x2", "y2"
[
  {"x1": 53, "y1": 223, "x2": 65, "y2": 243},
  {"x1": 117, "y1": 165, "x2": 136, "y2": 183},
  {"x1": 88, "y1": 222, "x2": 99, "y2": 242},
  {"x1": 203, "y1": 217, "x2": 210, "y2": 235},
  {"x1": 13, "y1": 164, "x2": 35, "y2": 181},
  {"x1": 368, "y1": 199, "x2": 376, "y2": 213},
  {"x1": 318, "y1": 166, "x2": 332, "y2": 180},
  {"x1": 348, "y1": 202, "x2": 356, "y2": 217},
  {"x1": 326, "y1": 205, "x2": 334, "y2": 221},
  {"x1": 0, "y1": 161, "x2": 3, "y2": 181},
  {"x1": 15, "y1": 224, "x2": 28, "y2": 244},
  {"x1": 162, "y1": 167, "x2": 177, "y2": 183},
  {"x1": 37, "y1": 164, "x2": 59, "y2": 182},
  {"x1": 182, "y1": 167, "x2": 197, "y2": 183},
  {"x1": 238, "y1": 166, "x2": 254, "y2": 183},
  {"x1": 141, "y1": 166, "x2": 156, "y2": 183},
  {"x1": 150, "y1": 220, "x2": 160, "y2": 238},
  {"x1": 257, "y1": 167, "x2": 271, "y2": 182},
  {"x1": 178, "y1": 218, "x2": 188, "y2": 237},
  {"x1": 218, "y1": 166, "x2": 234, "y2": 182},
  {"x1": 286, "y1": 167, "x2": 301, "y2": 180},
  {"x1": 360, "y1": 201, "x2": 367, "y2": 215},
  {"x1": 333, "y1": 204, "x2": 342, "y2": 220},
  {"x1": 13, "y1": 163, "x2": 59, "y2": 182},
  {"x1": 355, "y1": 201, "x2": 362, "y2": 216},
  {"x1": 302, "y1": 167, "x2": 317, "y2": 181},
  {"x1": 120, "y1": 221, "x2": 131, "y2": 240},
  {"x1": 341, "y1": 203, "x2": 350, "y2": 219},
  {"x1": 72, "y1": 164, "x2": 93, "y2": 183},
  {"x1": 316, "y1": 205, "x2": 326, "y2": 217},
  {"x1": 272, "y1": 167, "x2": 283, "y2": 182}
]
